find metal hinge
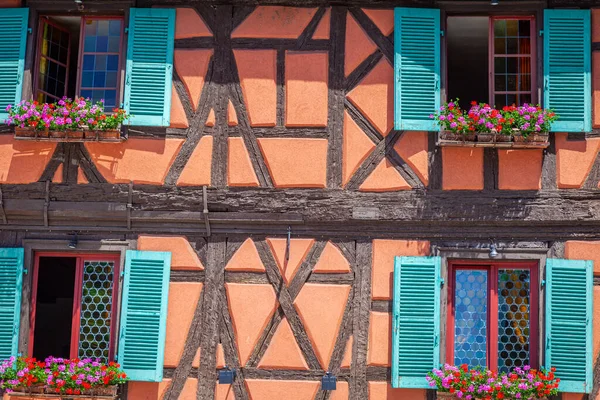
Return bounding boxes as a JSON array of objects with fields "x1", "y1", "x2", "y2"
[
  {"x1": 539, "y1": 30, "x2": 543, "y2": 37},
  {"x1": 439, "y1": 277, "x2": 445, "y2": 287},
  {"x1": 541, "y1": 279, "x2": 546, "y2": 287},
  {"x1": 440, "y1": 30, "x2": 445, "y2": 37}
]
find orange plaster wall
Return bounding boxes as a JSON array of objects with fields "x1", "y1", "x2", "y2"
[
  {"x1": 371, "y1": 239, "x2": 431, "y2": 300},
  {"x1": 565, "y1": 241, "x2": 600, "y2": 275},
  {"x1": 0, "y1": 137, "x2": 56, "y2": 184},
  {"x1": 368, "y1": 382, "x2": 426, "y2": 400},
  {"x1": 345, "y1": 14, "x2": 377, "y2": 77},
  {"x1": 285, "y1": 51, "x2": 328, "y2": 127},
  {"x1": 177, "y1": 136, "x2": 213, "y2": 187},
  {"x1": 359, "y1": 158, "x2": 410, "y2": 192},
  {"x1": 555, "y1": 133, "x2": 600, "y2": 188},
  {"x1": 394, "y1": 131, "x2": 429, "y2": 186},
  {"x1": 164, "y1": 283, "x2": 203, "y2": 367},
  {"x1": 174, "y1": 49, "x2": 212, "y2": 111},
  {"x1": 127, "y1": 378, "x2": 197, "y2": 400},
  {"x1": 234, "y1": 50, "x2": 277, "y2": 127},
  {"x1": 593, "y1": 9, "x2": 600, "y2": 128},
  {"x1": 137, "y1": 235, "x2": 204, "y2": 270},
  {"x1": 228, "y1": 137, "x2": 259, "y2": 187},
  {"x1": 258, "y1": 138, "x2": 327, "y2": 188},
  {"x1": 170, "y1": 84, "x2": 189, "y2": 128},
  {"x1": 245, "y1": 379, "x2": 320, "y2": 400},
  {"x1": 175, "y1": 8, "x2": 212, "y2": 39},
  {"x1": 368, "y1": 311, "x2": 391, "y2": 366},
  {"x1": 232, "y1": 7, "x2": 317, "y2": 39},
  {"x1": 84, "y1": 138, "x2": 183, "y2": 185},
  {"x1": 497, "y1": 150, "x2": 542, "y2": 190},
  {"x1": 442, "y1": 147, "x2": 484, "y2": 190}
]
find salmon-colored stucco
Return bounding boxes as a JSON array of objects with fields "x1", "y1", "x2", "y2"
[
  {"x1": 312, "y1": 241, "x2": 352, "y2": 273},
  {"x1": 368, "y1": 311, "x2": 391, "y2": 366},
  {"x1": 232, "y1": 7, "x2": 317, "y2": 39},
  {"x1": 498, "y1": 149, "x2": 543, "y2": 190},
  {"x1": 362, "y1": 9, "x2": 394, "y2": 36},
  {"x1": 312, "y1": 9, "x2": 330, "y2": 39},
  {"x1": 442, "y1": 147, "x2": 484, "y2": 190},
  {"x1": 562, "y1": 394, "x2": 585, "y2": 400},
  {"x1": 359, "y1": 159, "x2": 411, "y2": 192},
  {"x1": 294, "y1": 284, "x2": 351, "y2": 368},
  {"x1": 227, "y1": 100, "x2": 238, "y2": 127},
  {"x1": 394, "y1": 131, "x2": 429, "y2": 186},
  {"x1": 285, "y1": 51, "x2": 328, "y2": 127},
  {"x1": 192, "y1": 348, "x2": 200, "y2": 369},
  {"x1": 216, "y1": 343, "x2": 225, "y2": 369},
  {"x1": 341, "y1": 335, "x2": 353, "y2": 368},
  {"x1": 226, "y1": 283, "x2": 278, "y2": 366},
  {"x1": 328, "y1": 381, "x2": 349, "y2": 400},
  {"x1": 225, "y1": 238, "x2": 265, "y2": 272},
  {"x1": 234, "y1": 50, "x2": 277, "y2": 127},
  {"x1": 245, "y1": 379, "x2": 320, "y2": 400},
  {"x1": 177, "y1": 136, "x2": 213, "y2": 187},
  {"x1": 258, "y1": 317, "x2": 308, "y2": 370},
  {"x1": 368, "y1": 382, "x2": 426, "y2": 400},
  {"x1": 77, "y1": 168, "x2": 88, "y2": 184},
  {"x1": 555, "y1": 132, "x2": 600, "y2": 188},
  {"x1": 174, "y1": 50, "x2": 212, "y2": 111},
  {"x1": 372, "y1": 239, "x2": 431, "y2": 300},
  {"x1": 565, "y1": 241, "x2": 600, "y2": 274},
  {"x1": 85, "y1": 138, "x2": 183, "y2": 185},
  {"x1": 258, "y1": 138, "x2": 328, "y2": 188},
  {"x1": 138, "y1": 235, "x2": 204, "y2": 270},
  {"x1": 170, "y1": 84, "x2": 189, "y2": 128},
  {"x1": 0, "y1": 137, "x2": 55, "y2": 184},
  {"x1": 164, "y1": 283, "x2": 203, "y2": 367},
  {"x1": 206, "y1": 109, "x2": 216, "y2": 127},
  {"x1": 215, "y1": 383, "x2": 236, "y2": 400},
  {"x1": 347, "y1": 59, "x2": 393, "y2": 136},
  {"x1": 345, "y1": 14, "x2": 377, "y2": 77},
  {"x1": 175, "y1": 8, "x2": 212, "y2": 39},
  {"x1": 267, "y1": 238, "x2": 314, "y2": 284},
  {"x1": 342, "y1": 111, "x2": 376, "y2": 186},
  {"x1": 228, "y1": 137, "x2": 259, "y2": 187},
  {"x1": 52, "y1": 164, "x2": 63, "y2": 183}
]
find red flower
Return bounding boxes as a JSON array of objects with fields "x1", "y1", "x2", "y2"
[{"x1": 471, "y1": 101, "x2": 477, "y2": 106}]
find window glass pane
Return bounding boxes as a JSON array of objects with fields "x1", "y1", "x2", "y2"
[
  {"x1": 498, "y1": 269, "x2": 531, "y2": 373},
  {"x1": 506, "y1": 20, "x2": 519, "y2": 36},
  {"x1": 518, "y1": 20, "x2": 531, "y2": 37},
  {"x1": 79, "y1": 260, "x2": 115, "y2": 363},
  {"x1": 454, "y1": 270, "x2": 488, "y2": 368},
  {"x1": 494, "y1": 19, "x2": 506, "y2": 37}
]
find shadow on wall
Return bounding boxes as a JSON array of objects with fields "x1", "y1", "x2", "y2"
[{"x1": 0, "y1": 137, "x2": 56, "y2": 183}]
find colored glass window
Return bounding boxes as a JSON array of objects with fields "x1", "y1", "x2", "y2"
[
  {"x1": 36, "y1": 20, "x2": 70, "y2": 103},
  {"x1": 80, "y1": 19, "x2": 122, "y2": 111},
  {"x1": 454, "y1": 270, "x2": 488, "y2": 367}
]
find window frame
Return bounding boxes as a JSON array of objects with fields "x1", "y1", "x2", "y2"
[
  {"x1": 446, "y1": 259, "x2": 540, "y2": 371},
  {"x1": 28, "y1": 252, "x2": 121, "y2": 361}
]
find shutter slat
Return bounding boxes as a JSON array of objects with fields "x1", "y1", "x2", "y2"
[
  {"x1": 544, "y1": 9, "x2": 591, "y2": 132},
  {"x1": 545, "y1": 258, "x2": 592, "y2": 393},
  {"x1": 0, "y1": 248, "x2": 23, "y2": 359},
  {"x1": 391, "y1": 256, "x2": 440, "y2": 389},
  {"x1": 124, "y1": 8, "x2": 175, "y2": 127},
  {"x1": 118, "y1": 250, "x2": 171, "y2": 382},
  {"x1": 394, "y1": 8, "x2": 440, "y2": 131},
  {"x1": 0, "y1": 8, "x2": 28, "y2": 121}
]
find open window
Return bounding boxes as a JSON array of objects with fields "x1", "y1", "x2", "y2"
[
  {"x1": 34, "y1": 16, "x2": 124, "y2": 112},
  {"x1": 30, "y1": 253, "x2": 120, "y2": 363},
  {"x1": 446, "y1": 16, "x2": 536, "y2": 111}
]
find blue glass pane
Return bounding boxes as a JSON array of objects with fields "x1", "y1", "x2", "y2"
[
  {"x1": 96, "y1": 36, "x2": 108, "y2": 52},
  {"x1": 84, "y1": 36, "x2": 96, "y2": 52},
  {"x1": 98, "y1": 20, "x2": 109, "y2": 36},
  {"x1": 82, "y1": 72, "x2": 94, "y2": 87},
  {"x1": 498, "y1": 270, "x2": 531, "y2": 373},
  {"x1": 109, "y1": 20, "x2": 121, "y2": 36},
  {"x1": 108, "y1": 36, "x2": 120, "y2": 53},
  {"x1": 104, "y1": 90, "x2": 117, "y2": 108},
  {"x1": 454, "y1": 270, "x2": 488, "y2": 368},
  {"x1": 95, "y1": 55, "x2": 107, "y2": 70},
  {"x1": 85, "y1": 20, "x2": 97, "y2": 35},
  {"x1": 92, "y1": 90, "x2": 103, "y2": 102},
  {"x1": 105, "y1": 72, "x2": 118, "y2": 88},
  {"x1": 94, "y1": 72, "x2": 106, "y2": 87},
  {"x1": 83, "y1": 55, "x2": 95, "y2": 71},
  {"x1": 80, "y1": 90, "x2": 93, "y2": 100},
  {"x1": 107, "y1": 55, "x2": 119, "y2": 71}
]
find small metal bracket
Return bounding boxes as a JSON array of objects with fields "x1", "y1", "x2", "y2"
[
  {"x1": 539, "y1": 30, "x2": 543, "y2": 37},
  {"x1": 127, "y1": 181, "x2": 133, "y2": 230},
  {"x1": 27, "y1": 28, "x2": 32, "y2": 34},
  {"x1": 439, "y1": 277, "x2": 445, "y2": 287},
  {"x1": 23, "y1": 269, "x2": 28, "y2": 275},
  {"x1": 285, "y1": 226, "x2": 291, "y2": 264},
  {"x1": 0, "y1": 185, "x2": 7, "y2": 225},
  {"x1": 541, "y1": 279, "x2": 546, "y2": 287},
  {"x1": 44, "y1": 180, "x2": 50, "y2": 227},
  {"x1": 440, "y1": 30, "x2": 445, "y2": 37},
  {"x1": 202, "y1": 186, "x2": 211, "y2": 237},
  {"x1": 124, "y1": 27, "x2": 129, "y2": 33}
]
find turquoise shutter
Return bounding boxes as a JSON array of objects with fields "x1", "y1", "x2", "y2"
[
  {"x1": 544, "y1": 9, "x2": 591, "y2": 132},
  {"x1": 0, "y1": 8, "x2": 29, "y2": 122},
  {"x1": 0, "y1": 248, "x2": 23, "y2": 359},
  {"x1": 545, "y1": 258, "x2": 593, "y2": 393},
  {"x1": 394, "y1": 8, "x2": 440, "y2": 131},
  {"x1": 392, "y1": 256, "x2": 441, "y2": 388},
  {"x1": 124, "y1": 8, "x2": 175, "y2": 127},
  {"x1": 118, "y1": 250, "x2": 171, "y2": 382}
]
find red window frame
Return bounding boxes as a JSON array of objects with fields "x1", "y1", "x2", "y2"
[
  {"x1": 488, "y1": 16, "x2": 537, "y2": 106},
  {"x1": 446, "y1": 260, "x2": 539, "y2": 370},
  {"x1": 29, "y1": 252, "x2": 120, "y2": 360}
]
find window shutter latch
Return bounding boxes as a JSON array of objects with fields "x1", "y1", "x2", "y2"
[
  {"x1": 124, "y1": 27, "x2": 129, "y2": 33},
  {"x1": 27, "y1": 28, "x2": 32, "y2": 34},
  {"x1": 438, "y1": 277, "x2": 445, "y2": 287},
  {"x1": 440, "y1": 30, "x2": 445, "y2": 37},
  {"x1": 541, "y1": 279, "x2": 546, "y2": 287},
  {"x1": 539, "y1": 30, "x2": 543, "y2": 37}
]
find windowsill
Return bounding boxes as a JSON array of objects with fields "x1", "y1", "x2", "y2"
[
  {"x1": 13, "y1": 127, "x2": 126, "y2": 143},
  {"x1": 437, "y1": 131, "x2": 550, "y2": 149}
]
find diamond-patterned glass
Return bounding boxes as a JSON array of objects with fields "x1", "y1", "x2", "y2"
[
  {"x1": 454, "y1": 270, "x2": 488, "y2": 368},
  {"x1": 497, "y1": 269, "x2": 531, "y2": 373},
  {"x1": 78, "y1": 260, "x2": 114, "y2": 363}
]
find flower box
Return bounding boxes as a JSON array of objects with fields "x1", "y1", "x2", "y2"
[
  {"x1": 83, "y1": 129, "x2": 121, "y2": 140},
  {"x1": 436, "y1": 394, "x2": 548, "y2": 400},
  {"x1": 513, "y1": 132, "x2": 549, "y2": 143},
  {"x1": 14, "y1": 127, "x2": 49, "y2": 138}
]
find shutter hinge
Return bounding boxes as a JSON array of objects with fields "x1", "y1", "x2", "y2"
[
  {"x1": 541, "y1": 279, "x2": 546, "y2": 287},
  {"x1": 440, "y1": 30, "x2": 445, "y2": 37},
  {"x1": 23, "y1": 269, "x2": 28, "y2": 275},
  {"x1": 124, "y1": 27, "x2": 129, "y2": 33},
  {"x1": 539, "y1": 30, "x2": 543, "y2": 37},
  {"x1": 439, "y1": 277, "x2": 445, "y2": 287},
  {"x1": 27, "y1": 28, "x2": 32, "y2": 34}
]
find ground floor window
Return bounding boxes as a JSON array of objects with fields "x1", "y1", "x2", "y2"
[
  {"x1": 30, "y1": 253, "x2": 120, "y2": 362},
  {"x1": 447, "y1": 261, "x2": 539, "y2": 372}
]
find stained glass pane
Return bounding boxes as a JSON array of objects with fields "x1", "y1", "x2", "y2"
[
  {"x1": 78, "y1": 260, "x2": 114, "y2": 363},
  {"x1": 498, "y1": 269, "x2": 531, "y2": 373},
  {"x1": 37, "y1": 21, "x2": 69, "y2": 102},
  {"x1": 454, "y1": 270, "x2": 488, "y2": 368}
]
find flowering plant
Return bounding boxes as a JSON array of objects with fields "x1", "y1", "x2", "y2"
[
  {"x1": 467, "y1": 102, "x2": 505, "y2": 134},
  {"x1": 4, "y1": 97, "x2": 130, "y2": 131},
  {"x1": 0, "y1": 356, "x2": 127, "y2": 395},
  {"x1": 431, "y1": 99, "x2": 468, "y2": 134},
  {"x1": 501, "y1": 104, "x2": 557, "y2": 137},
  {"x1": 426, "y1": 364, "x2": 560, "y2": 399}
]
